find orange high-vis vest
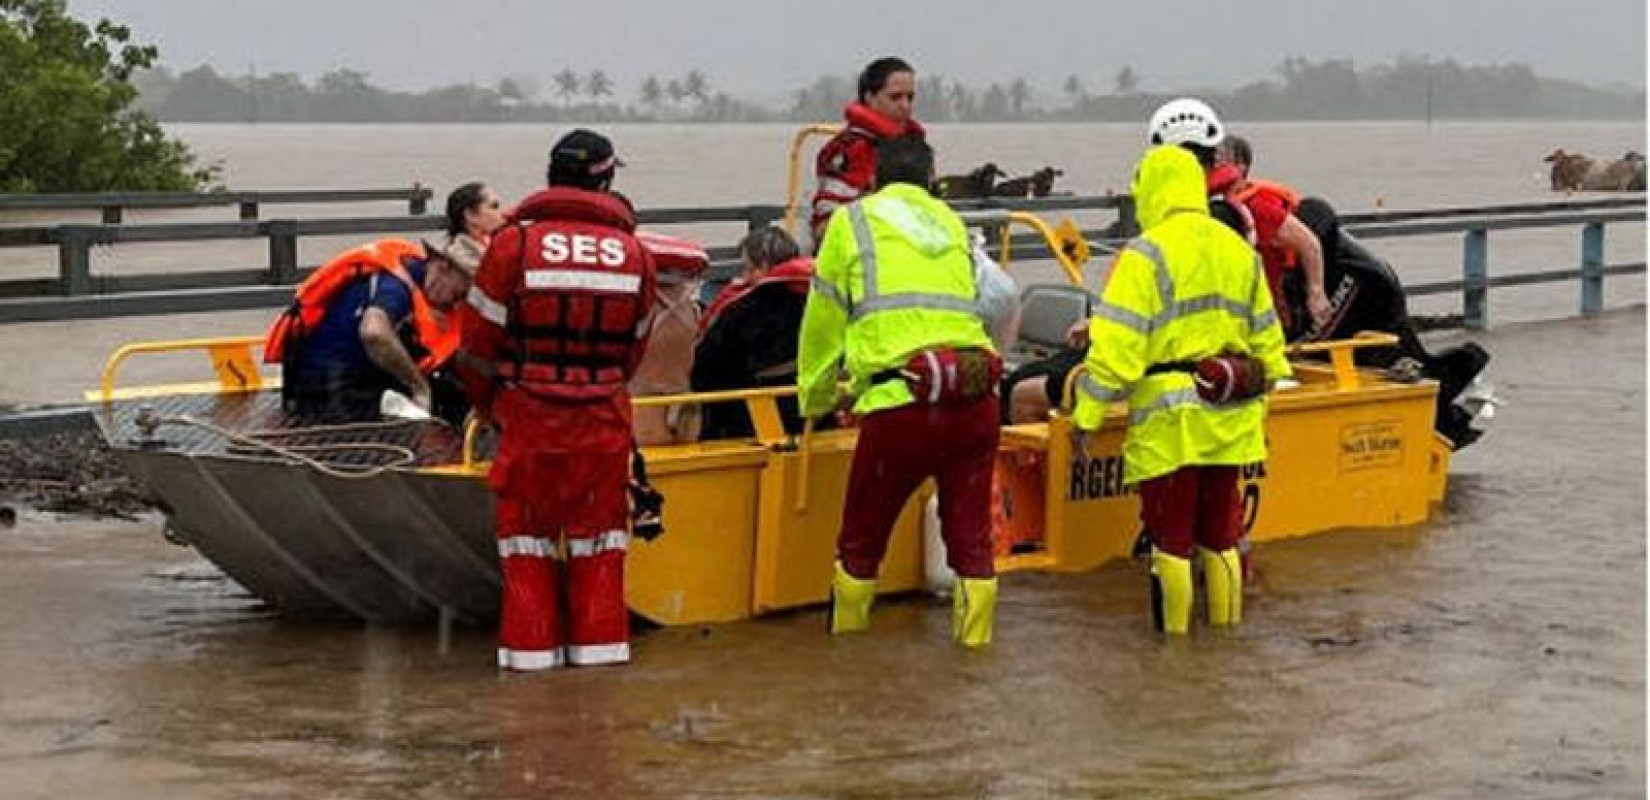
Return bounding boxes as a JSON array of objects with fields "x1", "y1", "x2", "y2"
[{"x1": 263, "y1": 238, "x2": 458, "y2": 373}]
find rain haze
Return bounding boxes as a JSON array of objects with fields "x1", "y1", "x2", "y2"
[{"x1": 69, "y1": 0, "x2": 1648, "y2": 97}]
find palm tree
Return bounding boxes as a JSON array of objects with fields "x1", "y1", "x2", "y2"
[
  {"x1": 1007, "y1": 77, "x2": 1032, "y2": 117},
  {"x1": 947, "y1": 81, "x2": 975, "y2": 120},
  {"x1": 982, "y1": 83, "x2": 1011, "y2": 120},
  {"x1": 585, "y1": 70, "x2": 613, "y2": 104},
  {"x1": 682, "y1": 69, "x2": 710, "y2": 105},
  {"x1": 1114, "y1": 66, "x2": 1139, "y2": 96},
  {"x1": 1062, "y1": 74, "x2": 1086, "y2": 107},
  {"x1": 639, "y1": 75, "x2": 663, "y2": 115},
  {"x1": 665, "y1": 78, "x2": 687, "y2": 111},
  {"x1": 552, "y1": 68, "x2": 581, "y2": 109}
]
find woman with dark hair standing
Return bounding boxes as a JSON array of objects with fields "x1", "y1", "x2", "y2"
[
  {"x1": 443, "y1": 182, "x2": 507, "y2": 273},
  {"x1": 424, "y1": 182, "x2": 506, "y2": 422},
  {"x1": 806, "y1": 56, "x2": 925, "y2": 247}
]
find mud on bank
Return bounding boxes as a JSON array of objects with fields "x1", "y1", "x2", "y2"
[{"x1": 0, "y1": 422, "x2": 153, "y2": 519}]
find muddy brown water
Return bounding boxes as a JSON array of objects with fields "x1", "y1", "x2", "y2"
[{"x1": 0, "y1": 308, "x2": 1641, "y2": 799}]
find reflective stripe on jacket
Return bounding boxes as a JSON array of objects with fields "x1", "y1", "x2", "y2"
[
  {"x1": 797, "y1": 182, "x2": 993, "y2": 418},
  {"x1": 1073, "y1": 146, "x2": 1291, "y2": 483},
  {"x1": 458, "y1": 187, "x2": 655, "y2": 410}
]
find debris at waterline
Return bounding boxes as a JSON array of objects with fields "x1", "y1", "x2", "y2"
[{"x1": 0, "y1": 426, "x2": 153, "y2": 518}]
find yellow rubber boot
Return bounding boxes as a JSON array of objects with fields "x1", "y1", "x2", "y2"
[
  {"x1": 829, "y1": 561, "x2": 876, "y2": 634},
  {"x1": 1199, "y1": 546, "x2": 1244, "y2": 626},
  {"x1": 952, "y1": 576, "x2": 998, "y2": 648},
  {"x1": 1150, "y1": 549, "x2": 1194, "y2": 635}
]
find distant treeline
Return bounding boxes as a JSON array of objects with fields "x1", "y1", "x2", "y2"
[{"x1": 137, "y1": 57, "x2": 1644, "y2": 124}]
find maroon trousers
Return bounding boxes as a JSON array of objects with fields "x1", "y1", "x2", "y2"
[
  {"x1": 1138, "y1": 465, "x2": 1242, "y2": 559},
  {"x1": 837, "y1": 396, "x2": 1000, "y2": 580}
]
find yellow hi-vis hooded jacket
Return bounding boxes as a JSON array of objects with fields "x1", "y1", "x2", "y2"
[
  {"x1": 797, "y1": 182, "x2": 994, "y2": 418},
  {"x1": 1073, "y1": 145, "x2": 1291, "y2": 484}
]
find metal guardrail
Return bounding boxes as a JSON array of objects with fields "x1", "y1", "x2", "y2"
[
  {"x1": 0, "y1": 186, "x2": 433, "y2": 224},
  {"x1": 1343, "y1": 204, "x2": 1645, "y2": 329},
  {"x1": 0, "y1": 194, "x2": 1640, "y2": 328}
]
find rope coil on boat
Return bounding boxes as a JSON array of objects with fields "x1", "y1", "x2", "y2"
[{"x1": 145, "y1": 410, "x2": 422, "y2": 479}]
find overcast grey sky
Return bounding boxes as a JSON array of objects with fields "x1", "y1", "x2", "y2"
[{"x1": 72, "y1": 0, "x2": 1647, "y2": 99}]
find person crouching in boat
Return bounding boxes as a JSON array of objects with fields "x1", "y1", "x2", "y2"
[
  {"x1": 1071, "y1": 145, "x2": 1290, "y2": 635},
  {"x1": 1213, "y1": 135, "x2": 1332, "y2": 339},
  {"x1": 692, "y1": 225, "x2": 815, "y2": 440},
  {"x1": 798, "y1": 135, "x2": 1003, "y2": 647},
  {"x1": 264, "y1": 237, "x2": 473, "y2": 422},
  {"x1": 456, "y1": 129, "x2": 656, "y2": 671},
  {"x1": 808, "y1": 56, "x2": 924, "y2": 249}
]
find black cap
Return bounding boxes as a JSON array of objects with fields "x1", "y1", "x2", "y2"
[{"x1": 549, "y1": 129, "x2": 624, "y2": 180}]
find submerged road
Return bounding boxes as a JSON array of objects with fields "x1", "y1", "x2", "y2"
[{"x1": 0, "y1": 308, "x2": 1642, "y2": 799}]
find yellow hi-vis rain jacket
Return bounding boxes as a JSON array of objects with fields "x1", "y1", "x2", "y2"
[
  {"x1": 797, "y1": 182, "x2": 994, "y2": 418},
  {"x1": 1073, "y1": 145, "x2": 1291, "y2": 484}
]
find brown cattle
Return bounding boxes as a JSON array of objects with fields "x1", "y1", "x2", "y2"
[
  {"x1": 1544, "y1": 149, "x2": 1593, "y2": 191},
  {"x1": 936, "y1": 162, "x2": 1006, "y2": 199},
  {"x1": 1581, "y1": 151, "x2": 1647, "y2": 191},
  {"x1": 991, "y1": 166, "x2": 1064, "y2": 198}
]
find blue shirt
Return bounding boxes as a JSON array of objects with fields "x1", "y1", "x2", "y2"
[{"x1": 291, "y1": 258, "x2": 427, "y2": 385}]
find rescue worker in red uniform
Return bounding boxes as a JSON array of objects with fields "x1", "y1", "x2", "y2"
[
  {"x1": 457, "y1": 129, "x2": 657, "y2": 671},
  {"x1": 808, "y1": 56, "x2": 925, "y2": 247}
]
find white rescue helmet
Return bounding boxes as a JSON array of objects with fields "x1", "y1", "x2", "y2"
[{"x1": 1147, "y1": 98, "x2": 1225, "y2": 148}]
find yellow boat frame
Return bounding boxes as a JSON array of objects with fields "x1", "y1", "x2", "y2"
[{"x1": 92, "y1": 211, "x2": 1452, "y2": 626}]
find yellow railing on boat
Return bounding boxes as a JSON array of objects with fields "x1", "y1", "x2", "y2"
[
  {"x1": 90, "y1": 335, "x2": 271, "y2": 402},
  {"x1": 783, "y1": 123, "x2": 844, "y2": 237},
  {"x1": 1001, "y1": 210, "x2": 1087, "y2": 285}
]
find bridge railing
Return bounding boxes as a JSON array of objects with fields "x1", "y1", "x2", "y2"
[
  {"x1": 0, "y1": 186, "x2": 434, "y2": 224},
  {"x1": 0, "y1": 193, "x2": 1639, "y2": 328},
  {"x1": 1341, "y1": 200, "x2": 1645, "y2": 329}
]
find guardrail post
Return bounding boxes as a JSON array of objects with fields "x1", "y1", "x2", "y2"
[
  {"x1": 267, "y1": 220, "x2": 299, "y2": 284},
  {"x1": 239, "y1": 201, "x2": 260, "y2": 221},
  {"x1": 100, "y1": 206, "x2": 122, "y2": 224},
  {"x1": 409, "y1": 184, "x2": 429, "y2": 216},
  {"x1": 1580, "y1": 221, "x2": 1605, "y2": 316},
  {"x1": 745, "y1": 205, "x2": 783, "y2": 231},
  {"x1": 56, "y1": 225, "x2": 95, "y2": 295},
  {"x1": 1115, "y1": 195, "x2": 1139, "y2": 238},
  {"x1": 1462, "y1": 228, "x2": 1488, "y2": 330}
]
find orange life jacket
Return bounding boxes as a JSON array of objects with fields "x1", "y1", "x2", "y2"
[
  {"x1": 1234, "y1": 177, "x2": 1305, "y2": 273},
  {"x1": 1232, "y1": 178, "x2": 1301, "y2": 214},
  {"x1": 262, "y1": 238, "x2": 458, "y2": 373}
]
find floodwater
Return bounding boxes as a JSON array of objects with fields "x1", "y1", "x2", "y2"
[{"x1": 1, "y1": 306, "x2": 1642, "y2": 799}]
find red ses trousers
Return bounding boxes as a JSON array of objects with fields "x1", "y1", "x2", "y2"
[
  {"x1": 491, "y1": 391, "x2": 632, "y2": 671},
  {"x1": 836, "y1": 395, "x2": 1001, "y2": 581}
]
